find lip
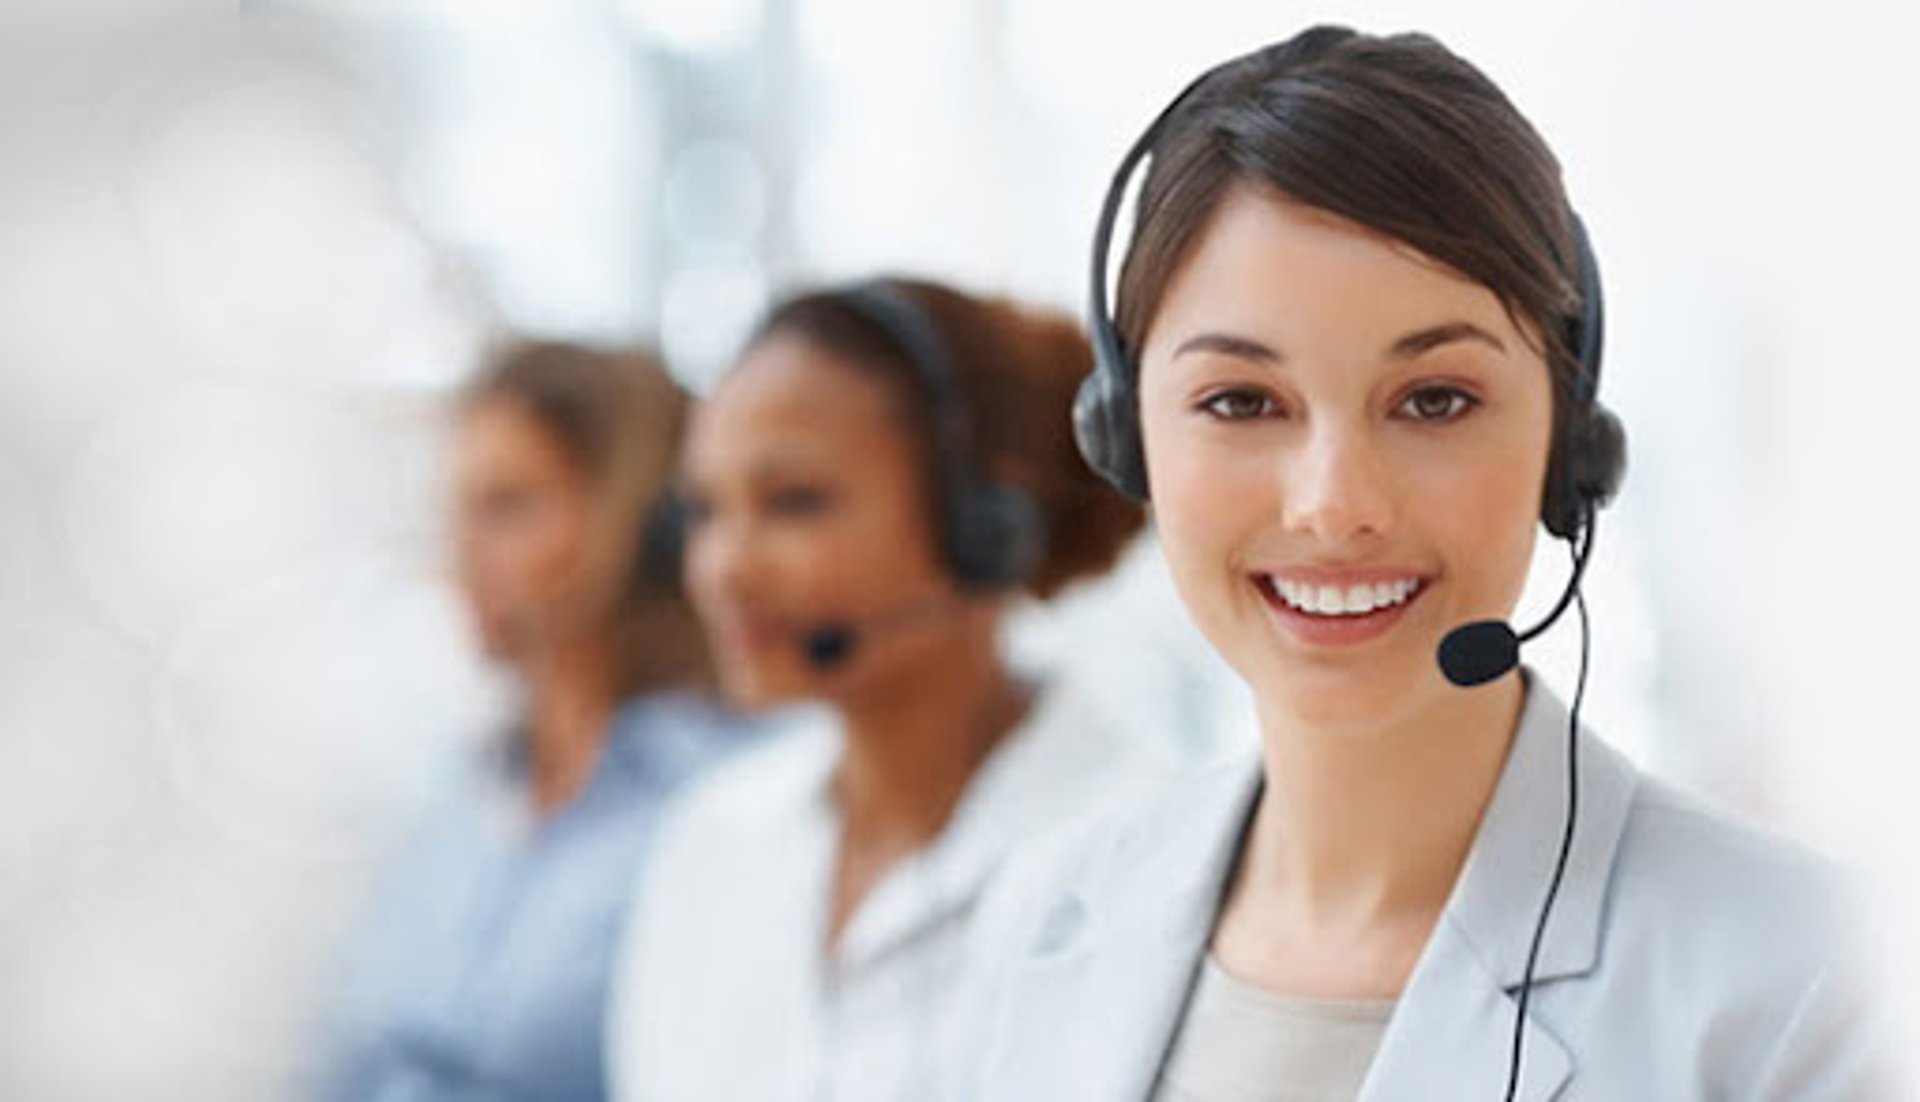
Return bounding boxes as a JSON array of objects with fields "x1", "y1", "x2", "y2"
[
  {"x1": 701, "y1": 611, "x2": 793, "y2": 658},
  {"x1": 1252, "y1": 570, "x2": 1429, "y2": 648}
]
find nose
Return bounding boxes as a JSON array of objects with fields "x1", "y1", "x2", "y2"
[
  {"x1": 451, "y1": 512, "x2": 495, "y2": 597},
  {"x1": 683, "y1": 510, "x2": 760, "y2": 607},
  {"x1": 1281, "y1": 419, "x2": 1395, "y2": 545}
]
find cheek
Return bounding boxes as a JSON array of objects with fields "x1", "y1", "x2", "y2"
[
  {"x1": 504, "y1": 503, "x2": 594, "y2": 600},
  {"x1": 818, "y1": 500, "x2": 943, "y2": 600},
  {"x1": 1408, "y1": 436, "x2": 1549, "y2": 613},
  {"x1": 1141, "y1": 410, "x2": 1264, "y2": 627}
]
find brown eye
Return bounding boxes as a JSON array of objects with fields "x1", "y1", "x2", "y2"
[
  {"x1": 1398, "y1": 386, "x2": 1478, "y2": 423},
  {"x1": 1200, "y1": 389, "x2": 1280, "y2": 421},
  {"x1": 766, "y1": 485, "x2": 832, "y2": 517}
]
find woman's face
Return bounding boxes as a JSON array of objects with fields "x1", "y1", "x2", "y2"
[
  {"x1": 1136, "y1": 185, "x2": 1554, "y2": 730},
  {"x1": 679, "y1": 333, "x2": 953, "y2": 709},
  {"x1": 452, "y1": 396, "x2": 598, "y2": 664}
]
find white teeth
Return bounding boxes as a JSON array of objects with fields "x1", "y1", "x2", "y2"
[
  {"x1": 1317, "y1": 585, "x2": 1344, "y2": 614},
  {"x1": 1270, "y1": 576, "x2": 1419, "y2": 617}
]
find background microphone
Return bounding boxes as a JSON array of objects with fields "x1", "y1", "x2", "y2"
[
  {"x1": 802, "y1": 624, "x2": 857, "y2": 670},
  {"x1": 796, "y1": 594, "x2": 956, "y2": 672},
  {"x1": 1437, "y1": 519, "x2": 1597, "y2": 688}
]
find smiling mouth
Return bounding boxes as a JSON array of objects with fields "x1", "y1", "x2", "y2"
[{"x1": 1254, "y1": 575, "x2": 1427, "y2": 618}]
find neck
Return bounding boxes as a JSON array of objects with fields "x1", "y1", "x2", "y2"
[
  {"x1": 1240, "y1": 671, "x2": 1526, "y2": 927},
  {"x1": 831, "y1": 604, "x2": 1025, "y2": 849},
  {"x1": 521, "y1": 633, "x2": 621, "y2": 817}
]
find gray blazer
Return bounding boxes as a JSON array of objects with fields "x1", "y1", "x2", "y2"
[{"x1": 955, "y1": 675, "x2": 1896, "y2": 1100}]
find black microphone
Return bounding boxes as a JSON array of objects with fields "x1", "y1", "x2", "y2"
[
  {"x1": 796, "y1": 594, "x2": 956, "y2": 672},
  {"x1": 802, "y1": 624, "x2": 857, "y2": 671},
  {"x1": 1437, "y1": 520, "x2": 1596, "y2": 688}
]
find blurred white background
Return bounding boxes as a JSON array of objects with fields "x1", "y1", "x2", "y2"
[{"x1": 1, "y1": 0, "x2": 1915, "y2": 1097}]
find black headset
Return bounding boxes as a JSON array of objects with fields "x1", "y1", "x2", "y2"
[
  {"x1": 837, "y1": 280, "x2": 1048, "y2": 591},
  {"x1": 640, "y1": 493, "x2": 688, "y2": 588},
  {"x1": 1073, "y1": 52, "x2": 1626, "y2": 542},
  {"x1": 641, "y1": 282, "x2": 1046, "y2": 595},
  {"x1": 1074, "y1": 39, "x2": 1630, "y2": 1101}
]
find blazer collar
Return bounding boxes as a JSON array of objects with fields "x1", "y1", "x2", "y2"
[{"x1": 1013, "y1": 671, "x2": 1641, "y2": 1100}]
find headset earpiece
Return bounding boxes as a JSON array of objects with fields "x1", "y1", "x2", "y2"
[
  {"x1": 950, "y1": 479, "x2": 1048, "y2": 590},
  {"x1": 639, "y1": 493, "x2": 686, "y2": 588},
  {"x1": 1543, "y1": 403, "x2": 1627, "y2": 541},
  {"x1": 1072, "y1": 365, "x2": 1148, "y2": 502},
  {"x1": 1574, "y1": 404, "x2": 1626, "y2": 509},
  {"x1": 839, "y1": 282, "x2": 1048, "y2": 592}
]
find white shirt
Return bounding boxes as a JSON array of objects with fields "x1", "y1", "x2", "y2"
[{"x1": 606, "y1": 678, "x2": 1183, "y2": 1102}]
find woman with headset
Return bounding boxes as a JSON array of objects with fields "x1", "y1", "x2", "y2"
[
  {"x1": 318, "y1": 342, "x2": 761, "y2": 1102},
  {"x1": 604, "y1": 278, "x2": 1175, "y2": 1101},
  {"x1": 953, "y1": 27, "x2": 1891, "y2": 1101}
]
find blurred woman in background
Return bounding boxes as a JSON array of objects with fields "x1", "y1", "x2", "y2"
[
  {"x1": 318, "y1": 340, "x2": 762, "y2": 1102},
  {"x1": 607, "y1": 278, "x2": 1177, "y2": 1101}
]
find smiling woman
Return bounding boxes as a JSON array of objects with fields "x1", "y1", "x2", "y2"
[
  {"x1": 953, "y1": 25, "x2": 1893, "y2": 1102},
  {"x1": 1138, "y1": 190, "x2": 1554, "y2": 727}
]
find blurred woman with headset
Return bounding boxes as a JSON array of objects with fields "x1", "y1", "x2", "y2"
[
  {"x1": 606, "y1": 278, "x2": 1176, "y2": 1101},
  {"x1": 951, "y1": 26, "x2": 1892, "y2": 1100},
  {"x1": 318, "y1": 341, "x2": 763, "y2": 1102}
]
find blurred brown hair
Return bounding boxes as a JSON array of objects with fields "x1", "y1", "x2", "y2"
[
  {"x1": 462, "y1": 339, "x2": 710, "y2": 697},
  {"x1": 757, "y1": 279, "x2": 1146, "y2": 600}
]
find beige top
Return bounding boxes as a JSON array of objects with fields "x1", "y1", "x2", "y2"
[{"x1": 1151, "y1": 955, "x2": 1396, "y2": 1102}]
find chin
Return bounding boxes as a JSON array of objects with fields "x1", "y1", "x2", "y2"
[
  {"x1": 1246, "y1": 646, "x2": 1440, "y2": 733},
  {"x1": 476, "y1": 630, "x2": 519, "y2": 665},
  {"x1": 717, "y1": 666, "x2": 801, "y2": 712}
]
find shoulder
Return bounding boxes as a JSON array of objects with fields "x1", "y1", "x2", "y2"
[
  {"x1": 976, "y1": 676, "x2": 1198, "y2": 825},
  {"x1": 603, "y1": 689, "x2": 785, "y2": 787},
  {"x1": 1595, "y1": 769, "x2": 1898, "y2": 1089},
  {"x1": 973, "y1": 743, "x2": 1253, "y2": 957},
  {"x1": 944, "y1": 749, "x2": 1254, "y2": 1099},
  {"x1": 1612, "y1": 774, "x2": 1860, "y2": 961},
  {"x1": 640, "y1": 714, "x2": 837, "y2": 887},
  {"x1": 609, "y1": 716, "x2": 837, "y2": 1055}
]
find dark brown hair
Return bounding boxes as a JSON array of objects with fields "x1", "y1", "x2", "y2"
[
  {"x1": 462, "y1": 339, "x2": 711, "y2": 697},
  {"x1": 755, "y1": 279, "x2": 1147, "y2": 601},
  {"x1": 1117, "y1": 26, "x2": 1586, "y2": 439}
]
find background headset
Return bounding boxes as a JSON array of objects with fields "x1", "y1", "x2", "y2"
[
  {"x1": 1072, "y1": 40, "x2": 1627, "y2": 1101},
  {"x1": 832, "y1": 279, "x2": 1048, "y2": 593},
  {"x1": 647, "y1": 280, "x2": 1048, "y2": 597}
]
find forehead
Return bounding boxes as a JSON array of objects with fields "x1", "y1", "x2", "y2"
[
  {"x1": 686, "y1": 334, "x2": 914, "y2": 471},
  {"x1": 456, "y1": 396, "x2": 577, "y2": 474},
  {"x1": 1144, "y1": 184, "x2": 1524, "y2": 363}
]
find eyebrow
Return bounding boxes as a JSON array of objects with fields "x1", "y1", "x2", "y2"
[
  {"x1": 748, "y1": 447, "x2": 835, "y2": 483},
  {"x1": 1171, "y1": 320, "x2": 1507, "y2": 366},
  {"x1": 1391, "y1": 321, "x2": 1507, "y2": 358},
  {"x1": 1171, "y1": 332, "x2": 1280, "y2": 363}
]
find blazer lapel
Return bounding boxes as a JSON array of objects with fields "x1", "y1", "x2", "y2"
[
  {"x1": 1358, "y1": 915, "x2": 1572, "y2": 1101},
  {"x1": 1360, "y1": 674, "x2": 1641, "y2": 1101},
  {"x1": 994, "y1": 750, "x2": 1263, "y2": 1100}
]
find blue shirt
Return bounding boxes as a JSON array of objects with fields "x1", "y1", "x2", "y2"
[{"x1": 317, "y1": 691, "x2": 764, "y2": 1102}]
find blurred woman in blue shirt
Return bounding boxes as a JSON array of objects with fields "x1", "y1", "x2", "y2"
[{"x1": 316, "y1": 341, "x2": 762, "y2": 1102}]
